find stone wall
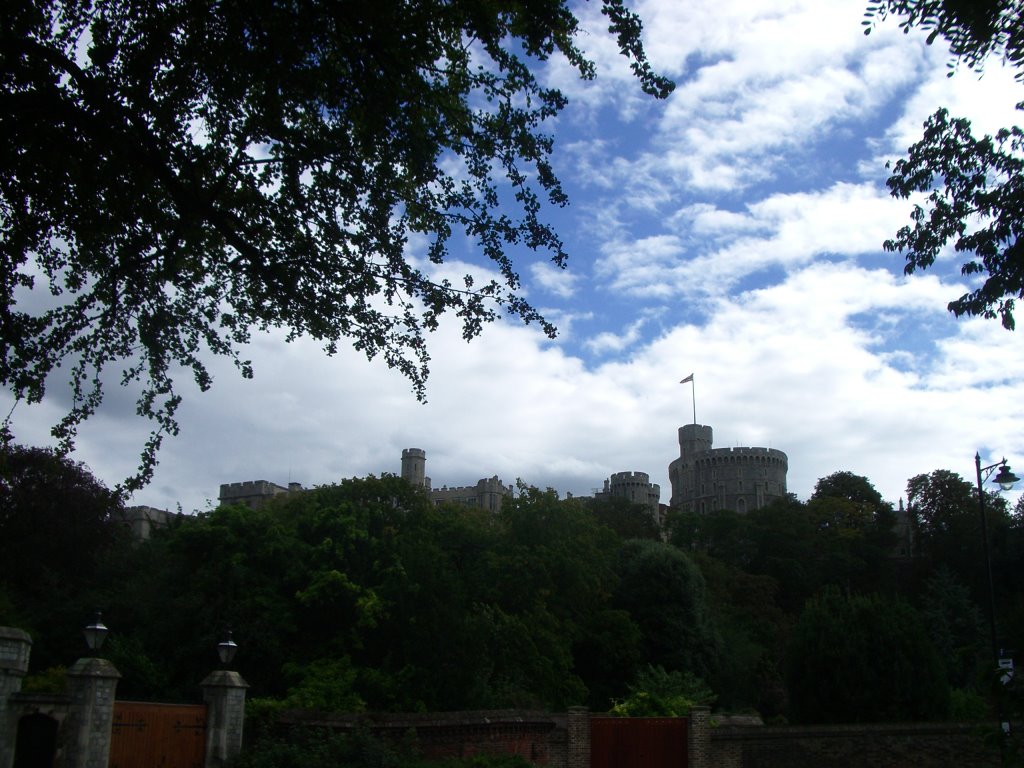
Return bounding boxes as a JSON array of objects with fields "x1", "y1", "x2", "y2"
[
  {"x1": 266, "y1": 708, "x2": 713, "y2": 768},
  {"x1": 710, "y1": 721, "x2": 1000, "y2": 768},
  {"x1": 272, "y1": 710, "x2": 565, "y2": 763}
]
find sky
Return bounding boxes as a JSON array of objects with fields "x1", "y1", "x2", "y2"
[{"x1": 7, "y1": 0, "x2": 1024, "y2": 514}]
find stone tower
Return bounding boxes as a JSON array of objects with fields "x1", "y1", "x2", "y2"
[
  {"x1": 668, "y1": 424, "x2": 788, "y2": 514},
  {"x1": 596, "y1": 472, "x2": 662, "y2": 519},
  {"x1": 401, "y1": 448, "x2": 430, "y2": 490}
]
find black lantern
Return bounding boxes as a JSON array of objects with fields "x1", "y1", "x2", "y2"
[
  {"x1": 993, "y1": 463, "x2": 1020, "y2": 492},
  {"x1": 217, "y1": 630, "x2": 238, "y2": 666},
  {"x1": 83, "y1": 612, "x2": 109, "y2": 652}
]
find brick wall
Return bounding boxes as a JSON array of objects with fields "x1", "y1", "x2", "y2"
[
  {"x1": 275, "y1": 710, "x2": 565, "y2": 764},
  {"x1": 711, "y1": 721, "x2": 1000, "y2": 768}
]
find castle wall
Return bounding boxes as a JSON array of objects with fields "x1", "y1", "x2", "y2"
[
  {"x1": 119, "y1": 506, "x2": 176, "y2": 540},
  {"x1": 218, "y1": 480, "x2": 302, "y2": 510},
  {"x1": 429, "y1": 476, "x2": 512, "y2": 513}
]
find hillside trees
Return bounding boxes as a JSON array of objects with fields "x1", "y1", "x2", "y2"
[
  {"x1": 1, "y1": 0, "x2": 671, "y2": 491},
  {"x1": 9, "y1": 458, "x2": 1006, "y2": 721},
  {"x1": 93, "y1": 478, "x2": 670, "y2": 709},
  {"x1": 788, "y1": 590, "x2": 950, "y2": 723}
]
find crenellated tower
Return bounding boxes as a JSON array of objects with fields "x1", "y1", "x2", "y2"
[
  {"x1": 401, "y1": 448, "x2": 430, "y2": 490},
  {"x1": 669, "y1": 424, "x2": 787, "y2": 514}
]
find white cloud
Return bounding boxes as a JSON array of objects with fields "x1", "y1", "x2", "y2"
[
  {"x1": 883, "y1": 53, "x2": 1024, "y2": 157},
  {"x1": 591, "y1": 182, "x2": 912, "y2": 301},
  {"x1": 531, "y1": 261, "x2": 579, "y2": 298}
]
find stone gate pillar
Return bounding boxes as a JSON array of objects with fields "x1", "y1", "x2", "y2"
[
  {"x1": 688, "y1": 706, "x2": 711, "y2": 768},
  {"x1": 200, "y1": 670, "x2": 248, "y2": 767},
  {"x1": 567, "y1": 706, "x2": 590, "y2": 768},
  {"x1": 63, "y1": 656, "x2": 120, "y2": 768},
  {"x1": 0, "y1": 627, "x2": 32, "y2": 768}
]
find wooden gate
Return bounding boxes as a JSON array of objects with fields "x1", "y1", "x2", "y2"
[
  {"x1": 590, "y1": 717, "x2": 688, "y2": 768},
  {"x1": 109, "y1": 701, "x2": 206, "y2": 768}
]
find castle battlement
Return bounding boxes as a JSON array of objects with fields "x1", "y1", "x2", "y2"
[
  {"x1": 694, "y1": 447, "x2": 788, "y2": 465},
  {"x1": 220, "y1": 480, "x2": 282, "y2": 494},
  {"x1": 608, "y1": 471, "x2": 652, "y2": 483}
]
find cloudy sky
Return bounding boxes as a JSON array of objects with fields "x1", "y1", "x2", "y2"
[{"x1": 8, "y1": 0, "x2": 1024, "y2": 513}]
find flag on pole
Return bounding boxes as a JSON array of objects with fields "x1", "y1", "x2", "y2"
[{"x1": 680, "y1": 373, "x2": 696, "y2": 424}]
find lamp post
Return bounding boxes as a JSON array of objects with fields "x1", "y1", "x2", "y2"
[
  {"x1": 974, "y1": 452, "x2": 1019, "y2": 748},
  {"x1": 82, "y1": 611, "x2": 109, "y2": 654},
  {"x1": 217, "y1": 629, "x2": 238, "y2": 668}
]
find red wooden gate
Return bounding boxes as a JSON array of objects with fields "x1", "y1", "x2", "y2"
[
  {"x1": 109, "y1": 701, "x2": 206, "y2": 768},
  {"x1": 590, "y1": 717, "x2": 688, "y2": 768}
]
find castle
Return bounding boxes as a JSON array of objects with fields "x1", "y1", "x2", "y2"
[
  {"x1": 215, "y1": 449, "x2": 515, "y2": 513},
  {"x1": 212, "y1": 426, "x2": 790, "y2": 519},
  {"x1": 668, "y1": 424, "x2": 789, "y2": 514}
]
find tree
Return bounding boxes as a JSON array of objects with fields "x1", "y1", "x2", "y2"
[
  {"x1": 921, "y1": 566, "x2": 986, "y2": 690},
  {"x1": 0, "y1": 444, "x2": 127, "y2": 669},
  {"x1": 863, "y1": 1, "x2": 1024, "y2": 77},
  {"x1": 788, "y1": 590, "x2": 950, "y2": 723},
  {"x1": 809, "y1": 471, "x2": 899, "y2": 593},
  {"x1": 883, "y1": 108, "x2": 1024, "y2": 329},
  {"x1": 587, "y1": 495, "x2": 662, "y2": 541},
  {"x1": 863, "y1": 0, "x2": 1024, "y2": 329},
  {"x1": 812, "y1": 471, "x2": 885, "y2": 508},
  {"x1": 2, "y1": 0, "x2": 673, "y2": 491},
  {"x1": 612, "y1": 539, "x2": 721, "y2": 681}
]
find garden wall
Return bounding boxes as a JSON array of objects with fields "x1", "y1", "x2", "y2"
[
  {"x1": 266, "y1": 707, "x2": 1004, "y2": 768},
  {"x1": 710, "y1": 721, "x2": 1000, "y2": 768},
  {"x1": 271, "y1": 709, "x2": 568, "y2": 765}
]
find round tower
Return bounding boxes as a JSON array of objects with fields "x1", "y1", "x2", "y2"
[
  {"x1": 401, "y1": 448, "x2": 427, "y2": 488},
  {"x1": 669, "y1": 424, "x2": 788, "y2": 514},
  {"x1": 679, "y1": 424, "x2": 713, "y2": 458}
]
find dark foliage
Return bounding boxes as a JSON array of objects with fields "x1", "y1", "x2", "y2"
[
  {"x1": 788, "y1": 590, "x2": 950, "y2": 723},
  {"x1": 0, "y1": 443, "x2": 127, "y2": 668}
]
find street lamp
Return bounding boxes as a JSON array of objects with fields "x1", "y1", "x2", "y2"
[
  {"x1": 217, "y1": 629, "x2": 238, "y2": 667},
  {"x1": 974, "y1": 452, "x2": 1019, "y2": 745},
  {"x1": 82, "y1": 611, "x2": 109, "y2": 653}
]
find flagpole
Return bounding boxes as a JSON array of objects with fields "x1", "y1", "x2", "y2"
[
  {"x1": 680, "y1": 374, "x2": 696, "y2": 425},
  {"x1": 692, "y1": 376, "x2": 697, "y2": 425}
]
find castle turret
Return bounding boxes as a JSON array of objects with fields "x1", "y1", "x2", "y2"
[
  {"x1": 679, "y1": 424, "x2": 713, "y2": 458},
  {"x1": 401, "y1": 448, "x2": 430, "y2": 490},
  {"x1": 595, "y1": 470, "x2": 663, "y2": 524}
]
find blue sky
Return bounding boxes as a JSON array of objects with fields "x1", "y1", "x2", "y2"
[{"x1": 6, "y1": 0, "x2": 1024, "y2": 513}]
